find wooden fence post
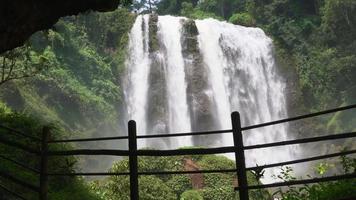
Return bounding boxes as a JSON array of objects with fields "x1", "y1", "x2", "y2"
[
  {"x1": 231, "y1": 112, "x2": 249, "y2": 200},
  {"x1": 40, "y1": 126, "x2": 50, "y2": 200},
  {"x1": 128, "y1": 120, "x2": 139, "y2": 200}
]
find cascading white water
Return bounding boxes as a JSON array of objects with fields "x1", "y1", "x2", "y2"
[
  {"x1": 123, "y1": 15, "x2": 150, "y2": 148},
  {"x1": 123, "y1": 15, "x2": 296, "y2": 182},
  {"x1": 196, "y1": 19, "x2": 294, "y2": 182},
  {"x1": 158, "y1": 16, "x2": 192, "y2": 147}
]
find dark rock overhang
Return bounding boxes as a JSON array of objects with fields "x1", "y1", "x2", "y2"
[{"x1": 0, "y1": 0, "x2": 128, "y2": 53}]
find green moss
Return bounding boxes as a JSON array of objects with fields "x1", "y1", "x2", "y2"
[
  {"x1": 149, "y1": 14, "x2": 160, "y2": 52},
  {"x1": 182, "y1": 19, "x2": 200, "y2": 54}
]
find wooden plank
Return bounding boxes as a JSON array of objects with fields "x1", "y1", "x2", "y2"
[
  {"x1": 128, "y1": 120, "x2": 139, "y2": 200},
  {"x1": 137, "y1": 146, "x2": 235, "y2": 156},
  {"x1": 137, "y1": 129, "x2": 232, "y2": 139},
  {"x1": 242, "y1": 104, "x2": 356, "y2": 131},
  {"x1": 244, "y1": 131, "x2": 356, "y2": 150},
  {"x1": 231, "y1": 112, "x2": 249, "y2": 200},
  {"x1": 48, "y1": 149, "x2": 129, "y2": 156},
  {"x1": 48, "y1": 135, "x2": 129, "y2": 143},
  {"x1": 40, "y1": 126, "x2": 50, "y2": 200},
  {"x1": 247, "y1": 149, "x2": 356, "y2": 171},
  {"x1": 47, "y1": 172, "x2": 130, "y2": 176}
]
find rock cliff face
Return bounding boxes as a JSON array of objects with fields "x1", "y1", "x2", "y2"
[
  {"x1": 0, "y1": 0, "x2": 122, "y2": 53},
  {"x1": 181, "y1": 19, "x2": 219, "y2": 145},
  {"x1": 147, "y1": 14, "x2": 169, "y2": 137}
]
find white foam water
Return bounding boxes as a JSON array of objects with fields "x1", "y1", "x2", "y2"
[{"x1": 123, "y1": 15, "x2": 296, "y2": 183}]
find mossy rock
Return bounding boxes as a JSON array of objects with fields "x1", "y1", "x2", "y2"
[{"x1": 149, "y1": 14, "x2": 159, "y2": 52}]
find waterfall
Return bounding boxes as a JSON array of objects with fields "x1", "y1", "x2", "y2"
[
  {"x1": 158, "y1": 16, "x2": 192, "y2": 147},
  {"x1": 123, "y1": 15, "x2": 150, "y2": 148},
  {"x1": 123, "y1": 15, "x2": 295, "y2": 182}
]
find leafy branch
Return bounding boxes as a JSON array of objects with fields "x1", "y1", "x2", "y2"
[{"x1": 0, "y1": 45, "x2": 49, "y2": 86}]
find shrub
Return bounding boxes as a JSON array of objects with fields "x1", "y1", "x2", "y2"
[
  {"x1": 180, "y1": 190, "x2": 203, "y2": 200},
  {"x1": 229, "y1": 13, "x2": 256, "y2": 27}
]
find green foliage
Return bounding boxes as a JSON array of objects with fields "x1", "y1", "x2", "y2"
[
  {"x1": 157, "y1": 0, "x2": 200, "y2": 15},
  {"x1": 50, "y1": 179, "x2": 100, "y2": 200},
  {"x1": 180, "y1": 190, "x2": 203, "y2": 200},
  {"x1": 180, "y1": 2, "x2": 222, "y2": 20},
  {"x1": 0, "y1": 8, "x2": 137, "y2": 174},
  {"x1": 0, "y1": 106, "x2": 100, "y2": 200},
  {"x1": 239, "y1": 0, "x2": 356, "y2": 136},
  {"x1": 228, "y1": 12, "x2": 256, "y2": 26},
  {"x1": 96, "y1": 159, "x2": 178, "y2": 200},
  {"x1": 200, "y1": 186, "x2": 236, "y2": 200},
  {"x1": 321, "y1": 0, "x2": 356, "y2": 46},
  {"x1": 0, "y1": 44, "x2": 51, "y2": 85},
  {"x1": 167, "y1": 175, "x2": 192, "y2": 196},
  {"x1": 0, "y1": 8, "x2": 136, "y2": 137},
  {"x1": 93, "y1": 154, "x2": 268, "y2": 200},
  {"x1": 273, "y1": 156, "x2": 356, "y2": 200},
  {"x1": 197, "y1": 0, "x2": 242, "y2": 19}
]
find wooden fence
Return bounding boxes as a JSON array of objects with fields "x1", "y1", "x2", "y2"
[{"x1": 0, "y1": 104, "x2": 356, "y2": 200}]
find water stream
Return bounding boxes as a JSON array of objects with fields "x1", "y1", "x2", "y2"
[{"x1": 123, "y1": 15, "x2": 296, "y2": 182}]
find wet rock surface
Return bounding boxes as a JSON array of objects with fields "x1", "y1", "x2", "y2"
[{"x1": 181, "y1": 19, "x2": 220, "y2": 146}]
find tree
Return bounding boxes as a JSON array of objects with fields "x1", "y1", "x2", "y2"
[
  {"x1": 132, "y1": 0, "x2": 160, "y2": 13},
  {"x1": 229, "y1": 12, "x2": 256, "y2": 26},
  {"x1": 0, "y1": 45, "x2": 50, "y2": 86},
  {"x1": 157, "y1": 0, "x2": 199, "y2": 15},
  {"x1": 197, "y1": 0, "x2": 241, "y2": 19},
  {"x1": 321, "y1": 0, "x2": 356, "y2": 46}
]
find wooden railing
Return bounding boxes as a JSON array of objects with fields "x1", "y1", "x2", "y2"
[{"x1": 0, "y1": 104, "x2": 355, "y2": 200}]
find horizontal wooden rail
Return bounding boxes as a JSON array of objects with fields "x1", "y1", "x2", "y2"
[
  {"x1": 0, "y1": 136, "x2": 39, "y2": 155},
  {"x1": 137, "y1": 129, "x2": 232, "y2": 139},
  {"x1": 48, "y1": 135, "x2": 129, "y2": 144},
  {"x1": 0, "y1": 124, "x2": 41, "y2": 142},
  {"x1": 1, "y1": 104, "x2": 355, "y2": 200},
  {"x1": 242, "y1": 104, "x2": 356, "y2": 131},
  {"x1": 247, "y1": 149, "x2": 356, "y2": 171},
  {"x1": 46, "y1": 150, "x2": 356, "y2": 177},
  {"x1": 47, "y1": 169, "x2": 238, "y2": 177},
  {"x1": 137, "y1": 146, "x2": 235, "y2": 156},
  {"x1": 0, "y1": 170, "x2": 39, "y2": 192},
  {"x1": 244, "y1": 132, "x2": 356, "y2": 150},
  {"x1": 48, "y1": 129, "x2": 233, "y2": 144},
  {"x1": 0, "y1": 155, "x2": 39, "y2": 174},
  {"x1": 48, "y1": 149, "x2": 129, "y2": 156},
  {"x1": 47, "y1": 172, "x2": 130, "y2": 176},
  {"x1": 44, "y1": 104, "x2": 356, "y2": 145},
  {"x1": 236, "y1": 173, "x2": 356, "y2": 190},
  {"x1": 138, "y1": 169, "x2": 237, "y2": 175},
  {"x1": 48, "y1": 147, "x2": 237, "y2": 157},
  {"x1": 0, "y1": 184, "x2": 28, "y2": 200}
]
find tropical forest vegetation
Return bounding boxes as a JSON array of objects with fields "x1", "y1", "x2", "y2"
[{"x1": 0, "y1": 0, "x2": 355, "y2": 199}]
